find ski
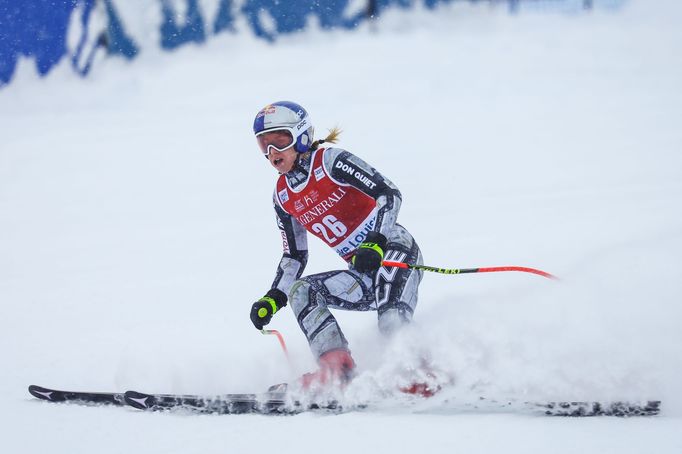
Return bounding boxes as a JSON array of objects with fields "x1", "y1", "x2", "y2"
[
  {"x1": 28, "y1": 385, "x2": 125, "y2": 406},
  {"x1": 124, "y1": 390, "x2": 339, "y2": 414},
  {"x1": 539, "y1": 400, "x2": 661, "y2": 417},
  {"x1": 123, "y1": 390, "x2": 340, "y2": 414},
  {"x1": 29, "y1": 385, "x2": 660, "y2": 417},
  {"x1": 123, "y1": 391, "x2": 659, "y2": 417},
  {"x1": 447, "y1": 396, "x2": 661, "y2": 417}
]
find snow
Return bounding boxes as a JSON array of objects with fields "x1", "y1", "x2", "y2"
[{"x1": 2, "y1": 1, "x2": 682, "y2": 452}]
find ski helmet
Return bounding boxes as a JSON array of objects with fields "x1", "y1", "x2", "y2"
[{"x1": 253, "y1": 101, "x2": 315, "y2": 154}]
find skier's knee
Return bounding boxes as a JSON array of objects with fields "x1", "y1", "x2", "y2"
[{"x1": 377, "y1": 304, "x2": 413, "y2": 335}]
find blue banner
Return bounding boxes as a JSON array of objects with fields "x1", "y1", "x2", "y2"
[{"x1": 0, "y1": 0, "x2": 621, "y2": 88}]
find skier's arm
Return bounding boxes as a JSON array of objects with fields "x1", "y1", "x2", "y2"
[
  {"x1": 271, "y1": 199, "x2": 308, "y2": 293},
  {"x1": 249, "y1": 199, "x2": 308, "y2": 330},
  {"x1": 325, "y1": 148, "x2": 402, "y2": 237}
]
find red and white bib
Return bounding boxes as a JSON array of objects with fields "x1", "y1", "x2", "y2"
[{"x1": 276, "y1": 149, "x2": 377, "y2": 261}]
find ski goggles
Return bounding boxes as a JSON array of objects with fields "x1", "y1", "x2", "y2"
[{"x1": 255, "y1": 128, "x2": 295, "y2": 157}]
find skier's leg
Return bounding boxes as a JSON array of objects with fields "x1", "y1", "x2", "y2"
[
  {"x1": 288, "y1": 270, "x2": 374, "y2": 359},
  {"x1": 375, "y1": 225, "x2": 423, "y2": 334},
  {"x1": 374, "y1": 227, "x2": 441, "y2": 396}
]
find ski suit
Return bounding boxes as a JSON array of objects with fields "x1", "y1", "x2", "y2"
[{"x1": 271, "y1": 147, "x2": 423, "y2": 358}]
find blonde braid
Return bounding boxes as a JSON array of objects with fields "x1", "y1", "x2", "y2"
[{"x1": 310, "y1": 127, "x2": 342, "y2": 151}]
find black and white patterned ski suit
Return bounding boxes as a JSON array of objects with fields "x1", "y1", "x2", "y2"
[{"x1": 271, "y1": 147, "x2": 423, "y2": 359}]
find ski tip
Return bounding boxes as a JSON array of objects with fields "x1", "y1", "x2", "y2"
[
  {"x1": 124, "y1": 390, "x2": 156, "y2": 410},
  {"x1": 28, "y1": 385, "x2": 60, "y2": 402}
]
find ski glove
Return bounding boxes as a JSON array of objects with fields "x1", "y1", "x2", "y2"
[
  {"x1": 250, "y1": 288, "x2": 288, "y2": 330},
  {"x1": 352, "y1": 231, "x2": 388, "y2": 273}
]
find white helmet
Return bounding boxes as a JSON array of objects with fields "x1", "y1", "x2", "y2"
[{"x1": 253, "y1": 101, "x2": 315, "y2": 153}]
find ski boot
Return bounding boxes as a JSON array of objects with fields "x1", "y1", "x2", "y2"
[
  {"x1": 399, "y1": 371, "x2": 441, "y2": 398},
  {"x1": 398, "y1": 357, "x2": 451, "y2": 398},
  {"x1": 267, "y1": 349, "x2": 356, "y2": 394},
  {"x1": 300, "y1": 349, "x2": 356, "y2": 391}
]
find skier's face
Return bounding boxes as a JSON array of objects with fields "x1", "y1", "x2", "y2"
[
  {"x1": 268, "y1": 145, "x2": 297, "y2": 173},
  {"x1": 256, "y1": 129, "x2": 299, "y2": 173}
]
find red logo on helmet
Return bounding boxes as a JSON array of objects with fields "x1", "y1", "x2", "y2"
[{"x1": 257, "y1": 105, "x2": 277, "y2": 118}]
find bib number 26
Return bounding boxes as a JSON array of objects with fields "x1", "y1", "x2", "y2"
[{"x1": 311, "y1": 215, "x2": 347, "y2": 244}]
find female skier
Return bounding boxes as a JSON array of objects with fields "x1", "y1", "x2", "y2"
[{"x1": 249, "y1": 101, "x2": 423, "y2": 388}]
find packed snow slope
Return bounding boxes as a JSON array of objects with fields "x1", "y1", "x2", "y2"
[{"x1": 1, "y1": 1, "x2": 681, "y2": 453}]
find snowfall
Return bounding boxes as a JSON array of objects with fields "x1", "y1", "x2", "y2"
[{"x1": 1, "y1": 0, "x2": 681, "y2": 453}]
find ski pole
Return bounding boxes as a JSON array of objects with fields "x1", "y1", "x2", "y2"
[
  {"x1": 382, "y1": 261, "x2": 558, "y2": 280},
  {"x1": 261, "y1": 329, "x2": 293, "y2": 367}
]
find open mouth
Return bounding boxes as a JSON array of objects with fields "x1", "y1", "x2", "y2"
[{"x1": 273, "y1": 157, "x2": 284, "y2": 166}]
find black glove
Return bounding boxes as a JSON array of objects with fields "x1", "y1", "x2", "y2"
[
  {"x1": 250, "y1": 288, "x2": 288, "y2": 330},
  {"x1": 352, "y1": 231, "x2": 388, "y2": 273}
]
